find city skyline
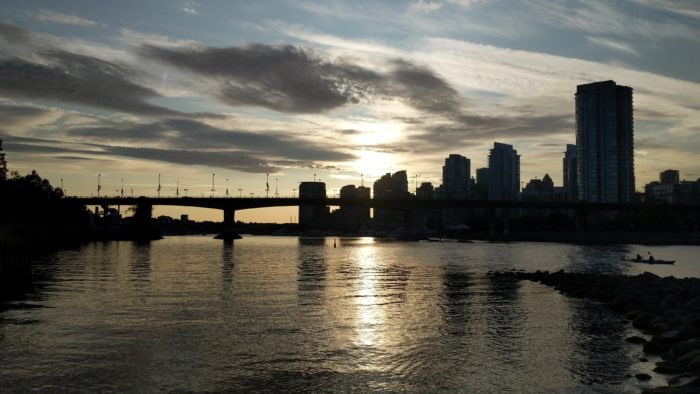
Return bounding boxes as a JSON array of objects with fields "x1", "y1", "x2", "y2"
[{"x1": 1, "y1": 1, "x2": 700, "y2": 221}]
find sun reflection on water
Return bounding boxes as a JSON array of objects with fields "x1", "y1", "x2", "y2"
[{"x1": 353, "y1": 242, "x2": 385, "y2": 349}]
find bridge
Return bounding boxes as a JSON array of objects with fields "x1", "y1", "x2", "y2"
[{"x1": 65, "y1": 196, "x2": 700, "y2": 238}]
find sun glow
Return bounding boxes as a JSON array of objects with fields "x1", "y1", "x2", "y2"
[{"x1": 350, "y1": 150, "x2": 397, "y2": 177}]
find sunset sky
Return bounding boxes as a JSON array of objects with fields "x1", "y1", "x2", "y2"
[{"x1": 1, "y1": 0, "x2": 699, "y2": 222}]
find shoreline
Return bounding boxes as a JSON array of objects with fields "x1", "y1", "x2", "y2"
[{"x1": 491, "y1": 270, "x2": 700, "y2": 393}]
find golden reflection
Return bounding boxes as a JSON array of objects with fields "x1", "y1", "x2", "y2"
[{"x1": 354, "y1": 243, "x2": 385, "y2": 348}]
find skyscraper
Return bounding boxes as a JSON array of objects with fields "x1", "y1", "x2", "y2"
[
  {"x1": 488, "y1": 142, "x2": 520, "y2": 201},
  {"x1": 563, "y1": 144, "x2": 578, "y2": 201},
  {"x1": 442, "y1": 154, "x2": 471, "y2": 199},
  {"x1": 575, "y1": 80, "x2": 634, "y2": 203},
  {"x1": 373, "y1": 171, "x2": 409, "y2": 230}
]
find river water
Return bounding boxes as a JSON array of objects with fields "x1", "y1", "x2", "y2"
[{"x1": 2, "y1": 236, "x2": 699, "y2": 392}]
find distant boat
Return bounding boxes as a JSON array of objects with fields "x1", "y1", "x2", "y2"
[{"x1": 620, "y1": 256, "x2": 675, "y2": 265}]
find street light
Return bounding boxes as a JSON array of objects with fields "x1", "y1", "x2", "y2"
[
  {"x1": 121, "y1": 178, "x2": 124, "y2": 198},
  {"x1": 266, "y1": 173, "x2": 269, "y2": 198},
  {"x1": 157, "y1": 173, "x2": 161, "y2": 198},
  {"x1": 292, "y1": 188, "x2": 296, "y2": 198},
  {"x1": 97, "y1": 173, "x2": 101, "y2": 198},
  {"x1": 238, "y1": 188, "x2": 243, "y2": 198},
  {"x1": 211, "y1": 173, "x2": 216, "y2": 197},
  {"x1": 226, "y1": 178, "x2": 229, "y2": 197},
  {"x1": 184, "y1": 188, "x2": 188, "y2": 197},
  {"x1": 131, "y1": 188, "x2": 134, "y2": 197},
  {"x1": 275, "y1": 178, "x2": 278, "y2": 198}
]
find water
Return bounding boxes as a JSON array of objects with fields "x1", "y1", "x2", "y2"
[{"x1": 2, "y1": 237, "x2": 699, "y2": 392}]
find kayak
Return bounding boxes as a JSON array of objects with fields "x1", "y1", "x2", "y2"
[{"x1": 620, "y1": 257, "x2": 675, "y2": 265}]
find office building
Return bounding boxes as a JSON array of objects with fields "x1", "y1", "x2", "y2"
[
  {"x1": 660, "y1": 169, "x2": 679, "y2": 185},
  {"x1": 373, "y1": 171, "x2": 409, "y2": 230},
  {"x1": 442, "y1": 154, "x2": 471, "y2": 198},
  {"x1": 488, "y1": 142, "x2": 520, "y2": 201},
  {"x1": 575, "y1": 80, "x2": 634, "y2": 203}
]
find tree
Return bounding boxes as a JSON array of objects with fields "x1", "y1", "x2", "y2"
[{"x1": 0, "y1": 139, "x2": 7, "y2": 181}]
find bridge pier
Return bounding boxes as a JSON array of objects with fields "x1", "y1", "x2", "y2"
[
  {"x1": 130, "y1": 202, "x2": 161, "y2": 241},
  {"x1": 215, "y1": 207, "x2": 241, "y2": 240}
]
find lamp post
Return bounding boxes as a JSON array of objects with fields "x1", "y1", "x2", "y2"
[
  {"x1": 238, "y1": 188, "x2": 243, "y2": 198},
  {"x1": 211, "y1": 173, "x2": 216, "y2": 197},
  {"x1": 225, "y1": 178, "x2": 229, "y2": 197},
  {"x1": 275, "y1": 178, "x2": 278, "y2": 198},
  {"x1": 157, "y1": 173, "x2": 161, "y2": 198},
  {"x1": 176, "y1": 180, "x2": 179, "y2": 197},
  {"x1": 266, "y1": 173, "x2": 269, "y2": 198},
  {"x1": 292, "y1": 188, "x2": 296, "y2": 198},
  {"x1": 121, "y1": 178, "x2": 124, "y2": 198},
  {"x1": 131, "y1": 188, "x2": 134, "y2": 197},
  {"x1": 184, "y1": 188, "x2": 188, "y2": 197},
  {"x1": 313, "y1": 173, "x2": 316, "y2": 183},
  {"x1": 97, "y1": 173, "x2": 101, "y2": 198}
]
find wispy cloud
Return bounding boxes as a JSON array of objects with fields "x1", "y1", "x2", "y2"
[
  {"x1": 33, "y1": 9, "x2": 98, "y2": 27},
  {"x1": 181, "y1": 1, "x2": 201, "y2": 15},
  {"x1": 586, "y1": 36, "x2": 638, "y2": 56},
  {"x1": 408, "y1": 1, "x2": 443, "y2": 14}
]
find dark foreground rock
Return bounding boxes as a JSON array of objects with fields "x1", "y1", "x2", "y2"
[{"x1": 491, "y1": 270, "x2": 700, "y2": 393}]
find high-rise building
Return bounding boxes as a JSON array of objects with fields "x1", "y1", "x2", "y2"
[
  {"x1": 336, "y1": 185, "x2": 370, "y2": 231},
  {"x1": 441, "y1": 154, "x2": 471, "y2": 227},
  {"x1": 441, "y1": 154, "x2": 471, "y2": 199},
  {"x1": 563, "y1": 144, "x2": 578, "y2": 201},
  {"x1": 416, "y1": 182, "x2": 434, "y2": 200},
  {"x1": 488, "y1": 142, "x2": 520, "y2": 201},
  {"x1": 298, "y1": 181, "x2": 328, "y2": 229},
  {"x1": 660, "y1": 169, "x2": 679, "y2": 185},
  {"x1": 576, "y1": 80, "x2": 634, "y2": 203},
  {"x1": 373, "y1": 171, "x2": 409, "y2": 230}
]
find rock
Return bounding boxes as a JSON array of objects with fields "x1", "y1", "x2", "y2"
[
  {"x1": 627, "y1": 336, "x2": 648, "y2": 344},
  {"x1": 636, "y1": 373, "x2": 652, "y2": 381},
  {"x1": 654, "y1": 360, "x2": 686, "y2": 374},
  {"x1": 679, "y1": 349, "x2": 700, "y2": 365},
  {"x1": 644, "y1": 337, "x2": 674, "y2": 355},
  {"x1": 688, "y1": 355, "x2": 700, "y2": 373},
  {"x1": 673, "y1": 340, "x2": 700, "y2": 358},
  {"x1": 634, "y1": 312, "x2": 658, "y2": 330},
  {"x1": 661, "y1": 330, "x2": 682, "y2": 340},
  {"x1": 640, "y1": 357, "x2": 649, "y2": 362}
]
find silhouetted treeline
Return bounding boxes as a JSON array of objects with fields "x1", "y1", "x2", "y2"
[{"x1": 0, "y1": 140, "x2": 91, "y2": 251}]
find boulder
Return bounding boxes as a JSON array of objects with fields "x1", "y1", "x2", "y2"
[{"x1": 626, "y1": 336, "x2": 648, "y2": 344}]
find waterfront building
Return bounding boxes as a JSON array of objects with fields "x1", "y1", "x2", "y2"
[
  {"x1": 576, "y1": 80, "x2": 634, "y2": 203},
  {"x1": 298, "y1": 181, "x2": 329, "y2": 229},
  {"x1": 660, "y1": 169, "x2": 679, "y2": 185},
  {"x1": 373, "y1": 171, "x2": 410, "y2": 230},
  {"x1": 563, "y1": 144, "x2": 578, "y2": 201},
  {"x1": 487, "y1": 143, "x2": 520, "y2": 201},
  {"x1": 335, "y1": 185, "x2": 370, "y2": 231},
  {"x1": 521, "y1": 174, "x2": 555, "y2": 201},
  {"x1": 442, "y1": 154, "x2": 471, "y2": 227}
]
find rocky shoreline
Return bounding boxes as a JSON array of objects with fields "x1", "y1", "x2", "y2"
[{"x1": 490, "y1": 270, "x2": 700, "y2": 393}]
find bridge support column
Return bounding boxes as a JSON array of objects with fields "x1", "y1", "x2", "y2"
[
  {"x1": 215, "y1": 207, "x2": 241, "y2": 240},
  {"x1": 130, "y1": 202, "x2": 161, "y2": 241},
  {"x1": 502, "y1": 208, "x2": 510, "y2": 235}
]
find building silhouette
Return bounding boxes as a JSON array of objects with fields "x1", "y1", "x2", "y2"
[
  {"x1": 473, "y1": 167, "x2": 490, "y2": 200},
  {"x1": 442, "y1": 154, "x2": 471, "y2": 227},
  {"x1": 660, "y1": 169, "x2": 680, "y2": 185},
  {"x1": 576, "y1": 80, "x2": 634, "y2": 203},
  {"x1": 521, "y1": 174, "x2": 555, "y2": 201},
  {"x1": 563, "y1": 144, "x2": 578, "y2": 201},
  {"x1": 298, "y1": 181, "x2": 328, "y2": 229},
  {"x1": 334, "y1": 185, "x2": 370, "y2": 231},
  {"x1": 416, "y1": 182, "x2": 434, "y2": 200},
  {"x1": 488, "y1": 143, "x2": 520, "y2": 201},
  {"x1": 373, "y1": 171, "x2": 409, "y2": 230}
]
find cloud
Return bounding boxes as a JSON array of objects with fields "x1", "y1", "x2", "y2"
[
  {"x1": 0, "y1": 50, "x2": 180, "y2": 116},
  {"x1": 33, "y1": 9, "x2": 98, "y2": 27},
  {"x1": 408, "y1": 1, "x2": 443, "y2": 14},
  {"x1": 139, "y1": 42, "x2": 465, "y2": 118},
  {"x1": 586, "y1": 36, "x2": 639, "y2": 56},
  {"x1": 62, "y1": 118, "x2": 355, "y2": 163},
  {"x1": 3, "y1": 139, "x2": 277, "y2": 173},
  {"x1": 182, "y1": 1, "x2": 201, "y2": 15},
  {"x1": 0, "y1": 22, "x2": 36, "y2": 45}
]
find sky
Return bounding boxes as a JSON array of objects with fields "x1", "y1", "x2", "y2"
[{"x1": 1, "y1": 0, "x2": 699, "y2": 222}]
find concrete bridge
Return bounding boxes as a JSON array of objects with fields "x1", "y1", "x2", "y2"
[{"x1": 65, "y1": 196, "x2": 700, "y2": 238}]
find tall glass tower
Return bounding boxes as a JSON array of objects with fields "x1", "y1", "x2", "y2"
[{"x1": 575, "y1": 80, "x2": 634, "y2": 203}]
